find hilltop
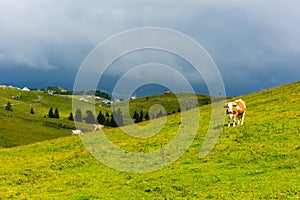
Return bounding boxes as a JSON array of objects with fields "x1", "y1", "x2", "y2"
[{"x1": 0, "y1": 81, "x2": 299, "y2": 199}]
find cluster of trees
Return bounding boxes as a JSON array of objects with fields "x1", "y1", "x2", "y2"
[
  {"x1": 4, "y1": 100, "x2": 179, "y2": 128},
  {"x1": 47, "y1": 107, "x2": 60, "y2": 118},
  {"x1": 4, "y1": 101, "x2": 121, "y2": 128},
  {"x1": 71, "y1": 108, "x2": 169, "y2": 127},
  {"x1": 132, "y1": 110, "x2": 149, "y2": 123},
  {"x1": 72, "y1": 108, "x2": 123, "y2": 127},
  {"x1": 131, "y1": 108, "x2": 179, "y2": 124},
  {"x1": 132, "y1": 109, "x2": 180, "y2": 123}
]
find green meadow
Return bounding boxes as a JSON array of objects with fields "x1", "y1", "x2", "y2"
[{"x1": 0, "y1": 81, "x2": 299, "y2": 199}]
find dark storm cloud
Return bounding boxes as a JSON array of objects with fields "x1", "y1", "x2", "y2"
[{"x1": 0, "y1": 0, "x2": 299, "y2": 95}]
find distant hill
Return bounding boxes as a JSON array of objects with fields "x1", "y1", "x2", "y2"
[{"x1": 36, "y1": 86, "x2": 112, "y2": 99}]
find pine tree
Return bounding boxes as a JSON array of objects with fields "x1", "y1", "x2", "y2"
[
  {"x1": 156, "y1": 110, "x2": 163, "y2": 118},
  {"x1": 105, "y1": 117, "x2": 111, "y2": 126},
  {"x1": 85, "y1": 110, "x2": 96, "y2": 124},
  {"x1": 110, "y1": 112, "x2": 117, "y2": 127},
  {"x1": 75, "y1": 109, "x2": 82, "y2": 122},
  {"x1": 144, "y1": 112, "x2": 150, "y2": 121},
  {"x1": 53, "y1": 108, "x2": 60, "y2": 119},
  {"x1": 68, "y1": 112, "x2": 74, "y2": 121},
  {"x1": 48, "y1": 107, "x2": 54, "y2": 118},
  {"x1": 30, "y1": 108, "x2": 34, "y2": 114},
  {"x1": 5, "y1": 102, "x2": 13, "y2": 111},
  {"x1": 134, "y1": 110, "x2": 140, "y2": 123},
  {"x1": 97, "y1": 111, "x2": 106, "y2": 125},
  {"x1": 139, "y1": 110, "x2": 144, "y2": 122},
  {"x1": 133, "y1": 110, "x2": 138, "y2": 121},
  {"x1": 133, "y1": 110, "x2": 137, "y2": 123},
  {"x1": 114, "y1": 108, "x2": 123, "y2": 127}
]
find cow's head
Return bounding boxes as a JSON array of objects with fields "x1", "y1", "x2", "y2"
[{"x1": 226, "y1": 102, "x2": 237, "y2": 114}]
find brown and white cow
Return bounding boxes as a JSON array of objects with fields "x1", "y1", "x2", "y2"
[
  {"x1": 225, "y1": 99, "x2": 246, "y2": 126},
  {"x1": 92, "y1": 124, "x2": 104, "y2": 132}
]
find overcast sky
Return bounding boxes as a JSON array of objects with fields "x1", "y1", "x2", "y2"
[{"x1": 0, "y1": 0, "x2": 299, "y2": 96}]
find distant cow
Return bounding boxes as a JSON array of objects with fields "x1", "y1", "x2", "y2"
[
  {"x1": 225, "y1": 99, "x2": 246, "y2": 126},
  {"x1": 71, "y1": 129, "x2": 82, "y2": 135},
  {"x1": 92, "y1": 124, "x2": 104, "y2": 132}
]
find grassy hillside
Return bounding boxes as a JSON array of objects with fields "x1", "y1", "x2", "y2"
[
  {"x1": 0, "y1": 81, "x2": 299, "y2": 199},
  {"x1": 0, "y1": 88, "x2": 75, "y2": 148},
  {"x1": 0, "y1": 87, "x2": 111, "y2": 147},
  {"x1": 0, "y1": 87, "x2": 209, "y2": 147}
]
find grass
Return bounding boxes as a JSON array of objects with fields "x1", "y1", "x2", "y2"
[
  {"x1": 0, "y1": 88, "x2": 78, "y2": 148},
  {"x1": 0, "y1": 81, "x2": 299, "y2": 199}
]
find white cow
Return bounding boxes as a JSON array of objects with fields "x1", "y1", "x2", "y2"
[{"x1": 71, "y1": 129, "x2": 82, "y2": 135}]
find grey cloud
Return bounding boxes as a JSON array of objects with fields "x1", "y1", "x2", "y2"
[{"x1": 0, "y1": 0, "x2": 299, "y2": 95}]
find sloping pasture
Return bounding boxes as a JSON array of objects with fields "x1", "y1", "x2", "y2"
[{"x1": 0, "y1": 81, "x2": 299, "y2": 199}]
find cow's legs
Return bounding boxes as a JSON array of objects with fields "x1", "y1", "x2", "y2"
[
  {"x1": 228, "y1": 114, "x2": 238, "y2": 126},
  {"x1": 235, "y1": 112, "x2": 245, "y2": 126},
  {"x1": 237, "y1": 115, "x2": 241, "y2": 125},
  {"x1": 240, "y1": 112, "x2": 245, "y2": 125},
  {"x1": 228, "y1": 115, "x2": 232, "y2": 126},
  {"x1": 232, "y1": 115, "x2": 236, "y2": 127}
]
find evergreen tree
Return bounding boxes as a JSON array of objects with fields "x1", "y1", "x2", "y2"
[
  {"x1": 110, "y1": 112, "x2": 117, "y2": 127},
  {"x1": 134, "y1": 111, "x2": 140, "y2": 123},
  {"x1": 105, "y1": 112, "x2": 110, "y2": 117},
  {"x1": 75, "y1": 109, "x2": 82, "y2": 122},
  {"x1": 53, "y1": 108, "x2": 60, "y2": 119},
  {"x1": 48, "y1": 107, "x2": 54, "y2": 118},
  {"x1": 97, "y1": 111, "x2": 106, "y2": 125},
  {"x1": 133, "y1": 110, "x2": 138, "y2": 121},
  {"x1": 30, "y1": 108, "x2": 35, "y2": 114},
  {"x1": 5, "y1": 102, "x2": 13, "y2": 111},
  {"x1": 156, "y1": 110, "x2": 163, "y2": 118},
  {"x1": 144, "y1": 112, "x2": 150, "y2": 121},
  {"x1": 105, "y1": 116, "x2": 111, "y2": 126},
  {"x1": 85, "y1": 110, "x2": 96, "y2": 124},
  {"x1": 114, "y1": 108, "x2": 124, "y2": 127},
  {"x1": 68, "y1": 112, "x2": 74, "y2": 121},
  {"x1": 139, "y1": 110, "x2": 144, "y2": 122}
]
